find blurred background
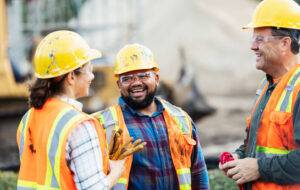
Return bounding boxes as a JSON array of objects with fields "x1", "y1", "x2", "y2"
[{"x1": 1, "y1": 0, "x2": 296, "y2": 188}]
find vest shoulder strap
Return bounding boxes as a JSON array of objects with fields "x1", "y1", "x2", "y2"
[
  {"x1": 94, "y1": 105, "x2": 121, "y2": 144},
  {"x1": 159, "y1": 98, "x2": 192, "y2": 135},
  {"x1": 276, "y1": 67, "x2": 300, "y2": 113},
  {"x1": 45, "y1": 107, "x2": 87, "y2": 188},
  {"x1": 18, "y1": 108, "x2": 33, "y2": 159}
]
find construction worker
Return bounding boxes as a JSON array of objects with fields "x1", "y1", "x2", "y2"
[
  {"x1": 16, "y1": 30, "x2": 145, "y2": 190},
  {"x1": 93, "y1": 43, "x2": 209, "y2": 190},
  {"x1": 219, "y1": 0, "x2": 300, "y2": 189}
]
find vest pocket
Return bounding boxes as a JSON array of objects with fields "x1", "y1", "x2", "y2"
[
  {"x1": 182, "y1": 134, "x2": 196, "y2": 159},
  {"x1": 269, "y1": 111, "x2": 293, "y2": 149},
  {"x1": 172, "y1": 133, "x2": 196, "y2": 166}
]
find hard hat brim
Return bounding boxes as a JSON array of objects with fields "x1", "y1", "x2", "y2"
[{"x1": 242, "y1": 22, "x2": 254, "y2": 29}]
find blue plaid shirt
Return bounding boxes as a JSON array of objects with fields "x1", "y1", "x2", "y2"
[{"x1": 119, "y1": 97, "x2": 209, "y2": 190}]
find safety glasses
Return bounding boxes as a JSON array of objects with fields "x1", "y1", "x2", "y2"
[{"x1": 119, "y1": 71, "x2": 154, "y2": 84}]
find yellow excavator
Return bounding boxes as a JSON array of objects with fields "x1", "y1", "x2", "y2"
[
  {"x1": 0, "y1": 0, "x2": 27, "y2": 97},
  {"x1": 0, "y1": 0, "x2": 215, "y2": 170},
  {"x1": 0, "y1": 0, "x2": 121, "y2": 117}
]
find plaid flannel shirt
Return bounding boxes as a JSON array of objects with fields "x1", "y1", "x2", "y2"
[{"x1": 119, "y1": 97, "x2": 209, "y2": 190}]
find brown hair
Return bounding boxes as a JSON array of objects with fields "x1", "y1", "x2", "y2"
[
  {"x1": 271, "y1": 27, "x2": 300, "y2": 54},
  {"x1": 28, "y1": 67, "x2": 83, "y2": 109}
]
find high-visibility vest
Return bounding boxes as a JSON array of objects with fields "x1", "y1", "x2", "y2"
[
  {"x1": 16, "y1": 98, "x2": 109, "y2": 190},
  {"x1": 93, "y1": 98, "x2": 196, "y2": 190},
  {"x1": 246, "y1": 65, "x2": 300, "y2": 190}
]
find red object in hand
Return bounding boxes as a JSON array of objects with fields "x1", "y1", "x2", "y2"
[
  {"x1": 219, "y1": 152, "x2": 234, "y2": 164},
  {"x1": 219, "y1": 152, "x2": 244, "y2": 190}
]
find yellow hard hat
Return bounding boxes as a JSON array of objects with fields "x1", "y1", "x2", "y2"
[
  {"x1": 34, "y1": 30, "x2": 101, "y2": 79},
  {"x1": 243, "y1": 0, "x2": 300, "y2": 30},
  {"x1": 114, "y1": 43, "x2": 159, "y2": 76}
]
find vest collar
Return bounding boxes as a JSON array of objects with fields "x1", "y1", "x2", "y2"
[{"x1": 118, "y1": 96, "x2": 164, "y2": 117}]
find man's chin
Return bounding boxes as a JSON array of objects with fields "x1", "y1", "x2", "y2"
[
  {"x1": 131, "y1": 97, "x2": 146, "y2": 103},
  {"x1": 255, "y1": 62, "x2": 264, "y2": 70}
]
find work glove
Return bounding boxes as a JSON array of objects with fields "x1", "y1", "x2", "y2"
[{"x1": 109, "y1": 128, "x2": 146, "y2": 160}]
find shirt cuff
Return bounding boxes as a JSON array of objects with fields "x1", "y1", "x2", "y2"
[{"x1": 257, "y1": 157, "x2": 271, "y2": 181}]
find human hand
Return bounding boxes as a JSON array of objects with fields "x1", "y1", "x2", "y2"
[
  {"x1": 109, "y1": 159, "x2": 125, "y2": 172},
  {"x1": 222, "y1": 157, "x2": 260, "y2": 185},
  {"x1": 219, "y1": 153, "x2": 238, "y2": 175},
  {"x1": 109, "y1": 128, "x2": 146, "y2": 160},
  {"x1": 107, "y1": 159, "x2": 126, "y2": 188}
]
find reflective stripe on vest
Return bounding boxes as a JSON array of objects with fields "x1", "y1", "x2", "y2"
[
  {"x1": 159, "y1": 99, "x2": 191, "y2": 134},
  {"x1": 177, "y1": 168, "x2": 191, "y2": 190},
  {"x1": 276, "y1": 67, "x2": 300, "y2": 112},
  {"x1": 254, "y1": 78, "x2": 268, "y2": 104},
  {"x1": 19, "y1": 109, "x2": 33, "y2": 159},
  {"x1": 46, "y1": 108, "x2": 84, "y2": 187},
  {"x1": 256, "y1": 145, "x2": 290, "y2": 158},
  {"x1": 17, "y1": 180, "x2": 60, "y2": 190},
  {"x1": 98, "y1": 102, "x2": 192, "y2": 189},
  {"x1": 98, "y1": 106, "x2": 120, "y2": 143},
  {"x1": 18, "y1": 107, "x2": 84, "y2": 189},
  {"x1": 97, "y1": 107, "x2": 128, "y2": 189},
  {"x1": 159, "y1": 100, "x2": 193, "y2": 189},
  {"x1": 113, "y1": 178, "x2": 127, "y2": 190}
]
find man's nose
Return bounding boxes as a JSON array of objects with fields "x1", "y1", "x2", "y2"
[
  {"x1": 131, "y1": 76, "x2": 143, "y2": 84},
  {"x1": 251, "y1": 41, "x2": 259, "y2": 51}
]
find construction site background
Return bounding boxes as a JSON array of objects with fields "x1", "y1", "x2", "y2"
[{"x1": 0, "y1": 0, "x2": 265, "y2": 170}]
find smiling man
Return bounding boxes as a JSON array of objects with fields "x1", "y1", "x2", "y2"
[
  {"x1": 93, "y1": 44, "x2": 209, "y2": 190},
  {"x1": 219, "y1": 0, "x2": 300, "y2": 189}
]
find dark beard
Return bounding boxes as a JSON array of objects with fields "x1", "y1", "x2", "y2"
[{"x1": 121, "y1": 87, "x2": 156, "y2": 110}]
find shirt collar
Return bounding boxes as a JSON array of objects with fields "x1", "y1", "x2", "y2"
[
  {"x1": 266, "y1": 74, "x2": 281, "y2": 85},
  {"x1": 59, "y1": 97, "x2": 83, "y2": 111},
  {"x1": 118, "y1": 96, "x2": 164, "y2": 117}
]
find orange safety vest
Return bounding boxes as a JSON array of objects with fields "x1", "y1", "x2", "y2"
[
  {"x1": 246, "y1": 65, "x2": 300, "y2": 190},
  {"x1": 93, "y1": 98, "x2": 196, "y2": 190},
  {"x1": 16, "y1": 98, "x2": 109, "y2": 190}
]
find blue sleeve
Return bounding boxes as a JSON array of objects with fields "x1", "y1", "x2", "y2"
[{"x1": 190, "y1": 122, "x2": 210, "y2": 190}]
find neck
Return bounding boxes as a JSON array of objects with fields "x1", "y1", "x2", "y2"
[
  {"x1": 269, "y1": 55, "x2": 299, "y2": 79},
  {"x1": 137, "y1": 101, "x2": 157, "y2": 116},
  {"x1": 53, "y1": 88, "x2": 76, "y2": 100}
]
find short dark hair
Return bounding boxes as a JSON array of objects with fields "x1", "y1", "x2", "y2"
[{"x1": 271, "y1": 27, "x2": 300, "y2": 54}]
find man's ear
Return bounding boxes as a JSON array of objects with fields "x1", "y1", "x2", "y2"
[
  {"x1": 155, "y1": 73, "x2": 160, "y2": 86},
  {"x1": 281, "y1": 37, "x2": 292, "y2": 52},
  {"x1": 65, "y1": 72, "x2": 76, "y2": 86},
  {"x1": 116, "y1": 80, "x2": 121, "y2": 89}
]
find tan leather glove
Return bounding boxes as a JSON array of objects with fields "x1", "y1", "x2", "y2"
[{"x1": 109, "y1": 128, "x2": 146, "y2": 160}]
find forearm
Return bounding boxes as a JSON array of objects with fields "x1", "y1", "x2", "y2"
[
  {"x1": 258, "y1": 149, "x2": 300, "y2": 184},
  {"x1": 192, "y1": 168, "x2": 209, "y2": 190},
  {"x1": 191, "y1": 124, "x2": 209, "y2": 189},
  {"x1": 66, "y1": 121, "x2": 123, "y2": 190}
]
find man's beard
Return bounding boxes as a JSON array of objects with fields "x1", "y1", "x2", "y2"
[{"x1": 121, "y1": 86, "x2": 157, "y2": 110}]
